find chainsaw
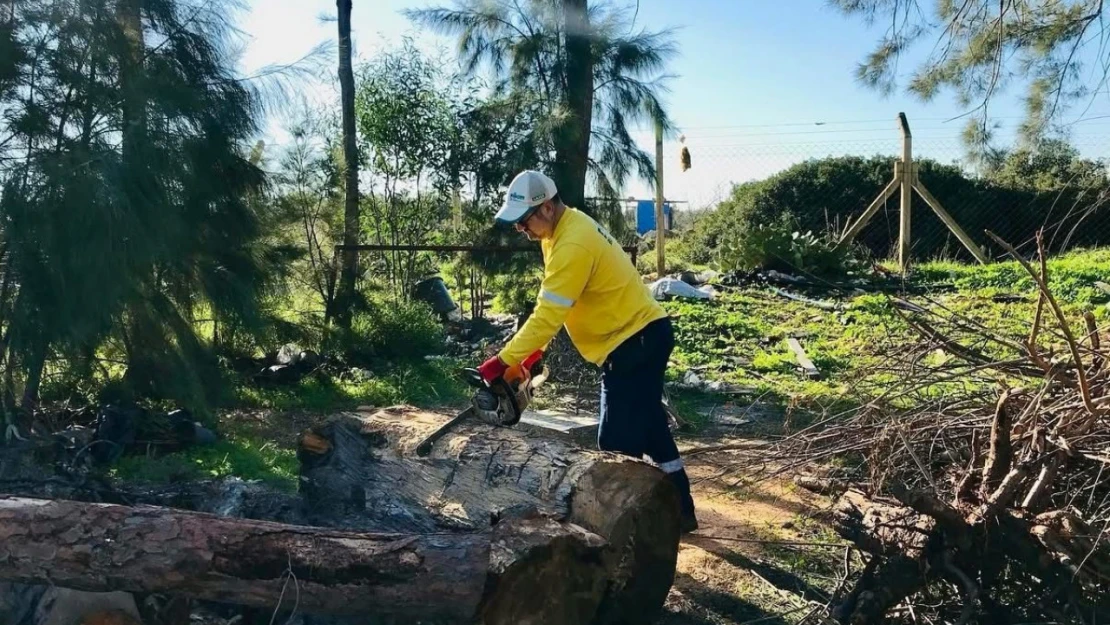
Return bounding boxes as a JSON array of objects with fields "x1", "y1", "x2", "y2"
[{"x1": 415, "y1": 353, "x2": 546, "y2": 457}]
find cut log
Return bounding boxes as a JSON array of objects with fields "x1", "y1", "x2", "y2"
[
  {"x1": 481, "y1": 516, "x2": 608, "y2": 625},
  {"x1": 298, "y1": 406, "x2": 682, "y2": 625},
  {"x1": 0, "y1": 496, "x2": 490, "y2": 621}
]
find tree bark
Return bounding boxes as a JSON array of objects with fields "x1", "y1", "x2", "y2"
[
  {"x1": 298, "y1": 406, "x2": 682, "y2": 625},
  {"x1": 0, "y1": 496, "x2": 490, "y2": 621},
  {"x1": 116, "y1": 0, "x2": 145, "y2": 166},
  {"x1": 335, "y1": 0, "x2": 360, "y2": 329},
  {"x1": 555, "y1": 0, "x2": 592, "y2": 210}
]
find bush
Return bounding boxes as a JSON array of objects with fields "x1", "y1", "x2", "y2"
[
  {"x1": 491, "y1": 269, "x2": 541, "y2": 316},
  {"x1": 635, "y1": 234, "x2": 693, "y2": 275},
  {"x1": 692, "y1": 154, "x2": 1110, "y2": 265},
  {"x1": 717, "y1": 218, "x2": 866, "y2": 278},
  {"x1": 325, "y1": 297, "x2": 445, "y2": 364}
]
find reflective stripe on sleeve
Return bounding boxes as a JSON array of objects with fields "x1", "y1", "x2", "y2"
[{"x1": 540, "y1": 289, "x2": 575, "y2": 307}]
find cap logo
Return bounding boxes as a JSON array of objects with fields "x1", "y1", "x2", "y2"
[
  {"x1": 510, "y1": 192, "x2": 526, "y2": 201},
  {"x1": 531, "y1": 192, "x2": 546, "y2": 201}
]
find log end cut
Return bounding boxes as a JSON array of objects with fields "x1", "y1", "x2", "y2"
[
  {"x1": 570, "y1": 461, "x2": 682, "y2": 625},
  {"x1": 480, "y1": 517, "x2": 608, "y2": 625}
]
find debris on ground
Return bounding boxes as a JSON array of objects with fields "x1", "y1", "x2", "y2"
[
  {"x1": 770, "y1": 286, "x2": 842, "y2": 311},
  {"x1": 650, "y1": 277, "x2": 718, "y2": 301},
  {"x1": 736, "y1": 246, "x2": 1110, "y2": 623},
  {"x1": 678, "y1": 269, "x2": 720, "y2": 287},
  {"x1": 785, "y1": 337, "x2": 821, "y2": 379}
]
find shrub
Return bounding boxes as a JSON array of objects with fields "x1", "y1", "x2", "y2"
[
  {"x1": 491, "y1": 269, "x2": 541, "y2": 316},
  {"x1": 693, "y1": 154, "x2": 1110, "y2": 265},
  {"x1": 635, "y1": 235, "x2": 692, "y2": 275},
  {"x1": 325, "y1": 297, "x2": 445, "y2": 364},
  {"x1": 717, "y1": 219, "x2": 866, "y2": 278}
]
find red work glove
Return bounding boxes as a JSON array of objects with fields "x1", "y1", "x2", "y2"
[
  {"x1": 478, "y1": 355, "x2": 508, "y2": 383},
  {"x1": 522, "y1": 350, "x2": 544, "y2": 375}
]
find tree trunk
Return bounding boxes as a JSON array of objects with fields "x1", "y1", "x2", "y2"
[
  {"x1": 116, "y1": 0, "x2": 145, "y2": 165},
  {"x1": 555, "y1": 0, "x2": 592, "y2": 210},
  {"x1": 0, "y1": 496, "x2": 491, "y2": 621},
  {"x1": 298, "y1": 406, "x2": 682, "y2": 625},
  {"x1": 335, "y1": 0, "x2": 359, "y2": 329},
  {"x1": 18, "y1": 335, "x2": 45, "y2": 414}
]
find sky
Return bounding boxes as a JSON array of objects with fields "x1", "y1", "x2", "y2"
[{"x1": 234, "y1": 0, "x2": 1110, "y2": 208}]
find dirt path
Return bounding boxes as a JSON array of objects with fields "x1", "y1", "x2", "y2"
[{"x1": 659, "y1": 443, "x2": 842, "y2": 625}]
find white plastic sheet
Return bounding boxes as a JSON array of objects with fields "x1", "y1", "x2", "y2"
[{"x1": 650, "y1": 277, "x2": 717, "y2": 301}]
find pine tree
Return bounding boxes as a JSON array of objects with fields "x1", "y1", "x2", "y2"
[
  {"x1": 0, "y1": 0, "x2": 280, "y2": 428},
  {"x1": 835, "y1": 0, "x2": 1110, "y2": 151}
]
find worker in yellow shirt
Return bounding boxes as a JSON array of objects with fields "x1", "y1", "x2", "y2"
[{"x1": 477, "y1": 170, "x2": 697, "y2": 533}]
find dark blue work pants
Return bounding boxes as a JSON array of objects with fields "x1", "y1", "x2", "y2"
[{"x1": 598, "y1": 317, "x2": 696, "y2": 518}]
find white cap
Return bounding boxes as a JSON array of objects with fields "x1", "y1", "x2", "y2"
[{"x1": 496, "y1": 170, "x2": 558, "y2": 225}]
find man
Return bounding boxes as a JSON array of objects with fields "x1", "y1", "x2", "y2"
[{"x1": 477, "y1": 170, "x2": 698, "y2": 532}]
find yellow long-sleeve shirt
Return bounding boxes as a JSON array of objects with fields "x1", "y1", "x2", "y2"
[{"x1": 499, "y1": 208, "x2": 667, "y2": 366}]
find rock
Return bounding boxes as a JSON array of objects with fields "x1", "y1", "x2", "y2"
[
  {"x1": 34, "y1": 588, "x2": 141, "y2": 625},
  {"x1": 682, "y1": 371, "x2": 703, "y2": 388},
  {"x1": 92, "y1": 405, "x2": 138, "y2": 465},
  {"x1": 0, "y1": 582, "x2": 46, "y2": 625},
  {"x1": 298, "y1": 350, "x2": 321, "y2": 369},
  {"x1": 276, "y1": 343, "x2": 304, "y2": 366}
]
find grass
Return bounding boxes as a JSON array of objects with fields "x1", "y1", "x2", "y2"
[
  {"x1": 910, "y1": 247, "x2": 1110, "y2": 306},
  {"x1": 109, "y1": 358, "x2": 470, "y2": 490},
  {"x1": 232, "y1": 358, "x2": 470, "y2": 412},
  {"x1": 660, "y1": 247, "x2": 1110, "y2": 422},
  {"x1": 111, "y1": 435, "x2": 299, "y2": 490},
  {"x1": 102, "y1": 248, "x2": 1110, "y2": 495}
]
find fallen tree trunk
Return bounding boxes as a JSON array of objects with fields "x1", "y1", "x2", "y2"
[
  {"x1": 0, "y1": 496, "x2": 490, "y2": 621},
  {"x1": 298, "y1": 406, "x2": 682, "y2": 625}
]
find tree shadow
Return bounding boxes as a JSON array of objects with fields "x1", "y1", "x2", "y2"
[
  {"x1": 656, "y1": 572, "x2": 790, "y2": 625},
  {"x1": 685, "y1": 535, "x2": 831, "y2": 604}
]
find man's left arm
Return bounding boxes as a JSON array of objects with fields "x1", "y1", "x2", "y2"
[{"x1": 498, "y1": 243, "x2": 593, "y2": 366}]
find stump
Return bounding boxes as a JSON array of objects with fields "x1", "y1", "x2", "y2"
[{"x1": 298, "y1": 406, "x2": 682, "y2": 625}]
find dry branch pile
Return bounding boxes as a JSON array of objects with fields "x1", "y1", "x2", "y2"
[{"x1": 743, "y1": 236, "x2": 1110, "y2": 624}]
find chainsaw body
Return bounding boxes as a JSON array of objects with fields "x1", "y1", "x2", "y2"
[
  {"x1": 414, "y1": 356, "x2": 545, "y2": 457},
  {"x1": 462, "y1": 356, "x2": 545, "y2": 427}
]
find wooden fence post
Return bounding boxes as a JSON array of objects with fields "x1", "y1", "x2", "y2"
[
  {"x1": 898, "y1": 112, "x2": 913, "y2": 275},
  {"x1": 655, "y1": 118, "x2": 666, "y2": 276}
]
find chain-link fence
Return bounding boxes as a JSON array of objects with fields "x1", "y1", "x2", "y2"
[{"x1": 640, "y1": 126, "x2": 1110, "y2": 263}]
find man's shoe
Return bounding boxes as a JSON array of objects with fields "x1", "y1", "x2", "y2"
[{"x1": 680, "y1": 512, "x2": 699, "y2": 534}]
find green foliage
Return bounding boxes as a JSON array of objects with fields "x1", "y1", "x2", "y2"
[
  {"x1": 324, "y1": 298, "x2": 446, "y2": 365},
  {"x1": 0, "y1": 0, "x2": 287, "y2": 418},
  {"x1": 490, "y1": 269, "x2": 542, "y2": 317},
  {"x1": 985, "y1": 138, "x2": 1108, "y2": 192},
  {"x1": 635, "y1": 235, "x2": 694, "y2": 275},
  {"x1": 112, "y1": 436, "x2": 299, "y2": 490},
  {"x1": 407, "y1": 0, "x2": 677, "y2": 206},
  {"x1": 689, "y1": 153, "x2": 1110, "y2": 268},
  {"x1": 915, "y1": 247, "x2": 1110, "y2": 306},
  {"x1": 234, "y1": 358, "x2": 469, "y2": 412},
  {"x1": 717, "y1": 220, "x2": 866, "y2": 278},
  {"x1": 833, "y1": 0, "x2": 1110, "y2": 150},
  {"x1": 356, "y1": 41, "x2": 458, "y2": 297}
]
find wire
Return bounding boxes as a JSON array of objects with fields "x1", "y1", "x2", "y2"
[{"x1": 628, "y1": 115, "x2": 1035, "y2": 132}]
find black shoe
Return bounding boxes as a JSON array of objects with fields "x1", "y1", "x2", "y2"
[{"x1": 680, "y1": 512, "x2": 699, "y2": 534}]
